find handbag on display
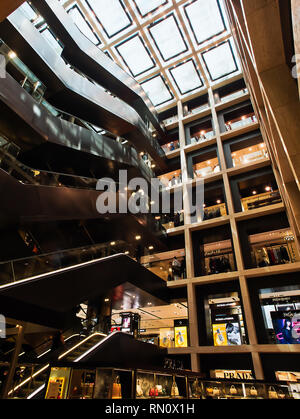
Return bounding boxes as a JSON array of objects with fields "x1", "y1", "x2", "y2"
[
  {"x1": 136, "y1": 380, "x2": 143, "y2": 398},
  {"x1": 206, "y1": 386, "x2": 213, "y2": 396},
  {"x1": 278, "y1": 390, "x2": 286, "y2": 399},
  {"x1": 155, "y1": 385, "x2": 163, "y2": 396},
  {"x1": 230, "y1": 385, "x2": 237, "y2": 395},
  {"x1": 213, "y1": 387, "x2": 220, "y2": 397},
  {"x1": 250, "y1": 386, "x2": 258, "y2": 397},
  {"x1": 268, "y1": 386, "x2": 278, "y2": 399},
  {"x1": 112, "y1": 376, "x2": 122, "y2": 399},
  {"x1": 171, "y1": 378, "x2": 180, "y2": 397},
  {"x1": 149, "y1": 388, "x2": 158, "y2": 397}
]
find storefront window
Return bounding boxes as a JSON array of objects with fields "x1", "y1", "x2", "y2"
[
  {"x1": 249, "y1": 229, "x2": 299, "y2": 268},
  {"x1": 162, "y1": 140, "x2": 180, "y2": 153},
  {"x1": 259, "y1": 286, "x2": 300, "y2": 345},
  {"x1": 207, "y1": 294, "x2": 247, "y2": 347},
  {"x1": 201, "y1": 239, "x2": 235, "y2": 276}
]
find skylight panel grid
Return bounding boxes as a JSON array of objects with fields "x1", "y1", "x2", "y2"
[
  {"x1": 201, "y1": 41, "x2": 238, "y2": 81},
  {"x1": 141, "y1": 75, "x2": 174, "y2": 106},
  {"x1": 116, "y1": 34, "x2": 156, "y2": 77},
  {"x1": 67, "y1": 5, "x2": 101, "y2": 45},
  {"x1": 169, "y1": 59, "x2": 203, "y2": 95},
  {"x1": 84, "y1": 0, "x2": 132, "y2": 39},
  {"x1": 184, "y1": 0, "x2": 226, "y2": 45},
  {"x1": 132, "y1": 0, "x2": 169, "y2": 18},
  {"x1": 148, "y1": 14, "x2": 189, "y2": 62}
]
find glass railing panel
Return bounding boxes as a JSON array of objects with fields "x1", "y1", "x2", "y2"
[
  {"x1": 219, "y1": 88, "x2": 248, "y2": 103},
  {"x1": 241, "y1": 190, "x2": 282, "y2": 212}
]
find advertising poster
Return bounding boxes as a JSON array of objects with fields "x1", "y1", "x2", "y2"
[
  {"x1": 271, "y1": 310, "x2": 300, "y2": 344},
  {"x1": 213, "y1": 324, "x2": 228, "y2": 346},
  {"x1": 160, "y1": 328, "x2": 174, "y2": 348},
  {"x1": 174, "y1": 326, "x2": 188, "y2": 348},
  {"x1": 212, "y1": 315, "x2": 242, "y2": 346}
]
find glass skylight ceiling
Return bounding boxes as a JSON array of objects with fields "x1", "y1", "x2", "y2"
[
  {"x1": 116, "y1": 35, "x2": 156, "y2": 77},
  {"x1": 84, "y1": 0, "x2": 132, "y2": 38},
  {"x1": 202, "y1": 41, "x2": 238, "y2": 81},
  {"x1": 169, "y1": 60, "x2": 203, "y2": 94},
  {"x1": 56, "y1": 0, "x2": 241, "y2": 108},
  {"x1": 67, "y1": 4, "x2": 101, "y2": 45},
  {"x1": 148, "y1": 14, "x2": 188, "y2": 61},
  {"x1": 184, "y1": 0, "x2": 226, "y2": 45},
  {"x1": 132, "y1": 0, "x2": 169, "y2": 18},
  {"x1": 141, "y1": 76, "x2": 173, "y2": 106}
]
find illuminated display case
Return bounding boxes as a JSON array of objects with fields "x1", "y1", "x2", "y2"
[{"x1": 45, "y1": 365, "x2": 296, "y2": 399}]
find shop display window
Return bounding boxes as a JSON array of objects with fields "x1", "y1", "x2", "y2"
[
  {"x1": 189, "y1": 182, "x2": 227, "y2": 224},
  {"x1": 188, "y1": 378, "x2": 203, "y2": 399},
  {"x1": 233, "y1": 170, "x2": 281, "y2": 213},
  {"x1": 249, "y1": 228, "x2": 299, "y2": 268},
  {"x1": 202, "y1": 239, "x2": 235, "y2": 275},
  {"x1": 68, "y1": 369, "x2": 96, "y2": 399},
  {"x1": 259, "y1": 285, "x2": 300, "y2": 345},
  {"x1": 208, "y1": 293, "x2": 247, "y2": 346},
  {"x1": 93, "y1": 369, "x2": 132, "y2": 399},
  {"x1": 45, "y1": 367, "x2": 72, "y2": 399}
]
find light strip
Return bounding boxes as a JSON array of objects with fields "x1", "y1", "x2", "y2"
[
  {"x1": 9, "y1": 333, "x2": 106, "y2": 397},
  {"x1": 74, "y1": 333, "x2": 112, "y2": 362},
  {"x1": 27, "y1": 384, "x2": 45, "y2": 399},
  {"x1": 58, "y1": 332, "x2": 106, "y2": 360},
  {"x1": 0, "y1": 253, "x2": 125, "y2": 291}
]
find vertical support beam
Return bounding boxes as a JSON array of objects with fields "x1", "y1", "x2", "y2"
[
  {"x1": 187, "y1": 283, "x2": 199, "y2": 348},
  {"x1": 1, "y1": 324, "x2": 25, "y2": 399},
  {"x1": 251, "y1": 351, "x2": 265, "y2": 380},
  {"x1": 191, "y1": 353, "x2": 201, "y2": 373},
  {"x1": 239, "y1": 276, "x2": 258, "y2": 345},
  {"x1": 184, "y1": 228, "x2": 194, "y2": 279}
]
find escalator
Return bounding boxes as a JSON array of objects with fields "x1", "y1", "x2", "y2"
[
  {"x1": 0, "y1": 8, "x2": 167, "y2": 170},
  {"x1": 0, "y1": 69, "x2": 154, "y2": 182},
  {"x1": 9, "y1": 332, "x2": 107, "y2": 399},
  {"x1": 30, "y1": 0, "x2": 166, "y2": 141},
  {"x1": 0, "y1": 253, "x2": 170, "y2": 329}
]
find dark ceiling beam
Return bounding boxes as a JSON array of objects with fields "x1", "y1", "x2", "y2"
[
  {"x1": 31, "y1": 0, "x2": 167, "y2": 142},
  {"x1": 0, "y1": 0, "x2": 24, "y2": 22},
  {"x1": 0, "y1": 9, "x2": 167, "y2": 170}
]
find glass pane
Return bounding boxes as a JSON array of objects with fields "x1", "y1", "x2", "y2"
[
  {"x1": 84, "y1": 0, "x2": 132, "y2": 38},
  {"x1": 67, "y1": 5, "x2": 101, "y2": 45},
  {"x1": 148, "y1": 14, "x2": 188, "y2": 61},
  {"x1": 116, "y1": 35, "x2": 155, "y2": 77},
  {"x1": 184, "y1": 0, "x2": 226, "y2": 45},
  {"x1": 170, "y1": 60, "x2": 203, "y2": 94},
  {"x1": 133, "y1": 0, "x2": 168, "y2": 17},
  {"x1": 141, "y1": 76, "x2": 173, "y2": 106},
  {"x1": 40, "y1": 28, "x2": 63, "y2": 55},
  {"x1": 19, "y1": 2, "x2": 38, "y2": 21},
  {"x1": 202, "y1": 41, "x2": 238, "y2": 81}
]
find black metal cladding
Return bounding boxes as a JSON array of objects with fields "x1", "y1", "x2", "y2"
[
  {"x1": 0, "y1": 8, "x2": 167, "y2": 170},
  {"x1": 31, "y1": 0, "x2": 167, "y2": 142}
]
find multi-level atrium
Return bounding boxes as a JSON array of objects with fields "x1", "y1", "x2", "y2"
[{"x1": 0, "y1": 0, "x2": 299, "y2": 401}]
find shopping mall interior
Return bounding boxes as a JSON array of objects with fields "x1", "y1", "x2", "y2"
[{"x1": 0, "y1": 0, "x2": 299, "y2": 400}]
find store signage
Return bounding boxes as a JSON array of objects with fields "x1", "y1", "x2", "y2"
[
  {"x1": 160, "y1": 328, "x2": 174, "y2": 348},
  {"x1": 214, "y1": 370, "x2": 254, "y2": 380}
]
